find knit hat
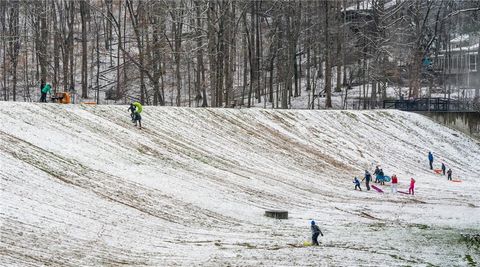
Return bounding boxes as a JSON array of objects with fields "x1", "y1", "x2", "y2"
[{"x1": 311, "y1": 220, "x2": 315, "y2": 225}]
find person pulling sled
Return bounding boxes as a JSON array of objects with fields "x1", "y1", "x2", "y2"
[{"x1": 310, "y1": 221, "x2": 324, "y2": 246}]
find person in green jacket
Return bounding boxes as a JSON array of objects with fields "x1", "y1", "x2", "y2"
[
  {"x1": 131, "y1": 101, "x2": 143, "y2": 128},
  {"x1": 40, "y1": 83, "x2": 52, "y2": 102}
]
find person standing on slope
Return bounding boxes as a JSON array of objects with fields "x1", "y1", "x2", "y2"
[
  {"x1": 40, "y1": 83, "x2": 52, "y2": 103},
  {"x1": 362, "y1": 170, "x2": 371, "y2": 191},
  {"x1": 378, "y1": 169, "x2": 385, "y2": 185},
  {"x1": 391, "y1": 175, "x2": 398, "y2": 194},
  {"x1": 373, "y1": 166, "x2": 380, "y2": 183},
  {"x1": 428, "y1": 152, "x2": 434, "y2": 170},
  {"x1": 128, "y1": 103, "x2": 136, "y2": 122},
  {"x1": 131, "y1": 101, "x2": 143, "y2": 129},
  {"x1": 353, "y1": 177, "x2": 362, "y2": 191},
  {"x1": 409, "y1": 178, "x2": 416, "y2": 195},
  {"x1": 447, "y1": 169, "x2": 452, "y2": 181},
  {"x1": 310, "y1": 221, "x2": 323, "y2": 246},
  {"x1": 441, "y1": 162, "x2": 446, "y2": 175}
]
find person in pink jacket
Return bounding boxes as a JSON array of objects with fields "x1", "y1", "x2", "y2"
[{"x1": 409, "y1": 178, "x2": 416, "y2": 195}]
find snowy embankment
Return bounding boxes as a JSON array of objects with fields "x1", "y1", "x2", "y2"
[{"x1": 1, "y1": 102, "x2": 479, "y2": 266}]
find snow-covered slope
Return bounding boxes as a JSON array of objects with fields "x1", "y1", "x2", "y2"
[{"x1": 1, "y1": 103, "x2": 479, "y2": 266}]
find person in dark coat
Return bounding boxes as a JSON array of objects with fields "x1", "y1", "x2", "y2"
[
  {"x1": 441, "y1": 163, "x2": 446, "y2": 175},
  {"x1": 310, "y1": 221, "x2": 323, "y2": 246},
  {"x1": 428, "y1": 152, "x2": 434, "y2": 170},
  {"x1": 128, "y1": 103, "x2": 136, "y2": 122},
  {"x1": 353, "y1": 177, "x2": 361, "y2": 191},
  {"x1": 378, "y1": 169, "x2": 385, "y2": 185},
  {"x1": 40, "y1": 83, "x2": 52, "y2": 103},
  {"x1": 373, "y1": 166, "x2": 380, "y2": 183},
  {"x1": 362, "y1": 170, "x2": 371, "y2": 191},
  {"x1": 447, "y1": 169, "x2": 452, "y2": 180}
]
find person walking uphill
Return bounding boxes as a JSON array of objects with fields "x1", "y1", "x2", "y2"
[
  {"x1": 428, "y1": 152, "x2": 434, "y2": 170},
  {"x1": 409, "y1": 178, "x2": 416, "y2": 195},
  {"x1": 310, "y1": 221, "x2": 323, "y2": 246},
  {"x1": 128, "y1": 103, "x2": 136, "y2": 122},
  {"x1": 131, "y1": 101, "x2": 143, "y2": 129},
  {"x1": 441, "y1": 163, "x2": 446, "y2": 175},
  {"x1": 40, "y1": 83, "x2": 52, "y2": 103}
]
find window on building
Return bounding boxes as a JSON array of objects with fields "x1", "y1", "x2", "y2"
[{"x1": 469, "y1": 54, "x2": 477, "y2": 71}]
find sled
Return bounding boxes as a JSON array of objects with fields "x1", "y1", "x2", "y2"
[
  {"x1": 450, "y1": 180, "x2": 462, "y2": 183},
  {"x1": 303, "y1": 241, "x2": 313, "y2": 246},
  {"x1": 398, "y1": 190, "x2": 410, "y2": 195},
  {"x1": 433, "y1": 169, "x2": 443, "y2": 174},
  {"x1": 371, "y1": 185, "x2": 384, "y2": 193}
]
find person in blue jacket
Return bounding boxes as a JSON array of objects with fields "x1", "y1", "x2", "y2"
[
  {"x1": 353, "y1": 177, "x2": 361, "y2": 191},
  {"x1": 378, "y1": 169, "x2": 385, "y2": 185},
  {"x1": 428, "y1": 152, "x2": 434, "y2": 170},
  {"x1": 310, "y1": 221, "x2": 323, "y2": 246}
]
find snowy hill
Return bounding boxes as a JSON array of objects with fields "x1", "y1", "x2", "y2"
[{"x1": 1, "y1": 103, "x2": 479, "y2": 266}]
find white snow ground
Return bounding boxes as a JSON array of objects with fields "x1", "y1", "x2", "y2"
[{"x1": 1, "y1": 102, "x2": 479, "y2": 266}]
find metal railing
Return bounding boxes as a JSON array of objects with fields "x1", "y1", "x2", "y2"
[{"x1": 383, "y1": 98, "x2": 478, "y2": 112}]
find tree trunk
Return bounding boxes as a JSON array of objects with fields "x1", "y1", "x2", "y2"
[
  {"x1": 207, "y1": 1, "x2": 217, "y2": 107},
  {"x1": 36, "y1": 1, "x2": 48, "y2": 87},
  {"x1": 80, "y1": 0, "x2": 88, "y2": 99},
  {"x1": 8, "y1": 1, "x2": 20, "y2": 101},
  {"x1": 324, "y1": 0, "x2": 332, "y2": 108},
  {"x1": 68, "y1": 1, "x2": 75, "y2": 93}
]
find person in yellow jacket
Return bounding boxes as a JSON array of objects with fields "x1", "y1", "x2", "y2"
[{"x1": 131, "y1": 101, "x2": 143, "y2": 128}]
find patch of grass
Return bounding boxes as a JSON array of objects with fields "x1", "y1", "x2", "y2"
[
  {"x1": 368, "y1": 222, "x2": 387, "y2": 231},
  {"x1": 377, "y1": 111, "x2": 395, "y2": 119},
  {"x1": 465, "y1": 254, "x2": 477, "y2": 266},
  {"x1": 341, "y1": 111, "x2": 358, "y2": 120},
  {"x1": 414, "y1": 224, "x2": 430, "y2": 230},
  {"x1": 388, "y1": 254, "x2": 419, "y2": 264},
  {"x1": 237, "y1": 242, "x2": 257, "y2": 249},
  {"x1": 363, "y1": 113, "x2": 375, "y2": 121}
]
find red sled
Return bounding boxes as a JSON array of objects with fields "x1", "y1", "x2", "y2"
[
  {"x1": 371, "y1": 185, "x2": 384, "y2": 193},
  {"x1": 433, "y1": 169, "x2": 442, "y2": 174}
]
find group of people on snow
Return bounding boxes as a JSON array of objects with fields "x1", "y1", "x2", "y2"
[
  {"x1": 429, "y1": 151, "x2": 453, "y2": 180},
  {"x1": 352, "y1": 151, "x2": 454, "y2": 195},
  {"x1": 354, "y1": 169, "x2": 415, "y2": 195},
  {"x1": 38, "y1": 81, "x2": 144, "y2": 129}
]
